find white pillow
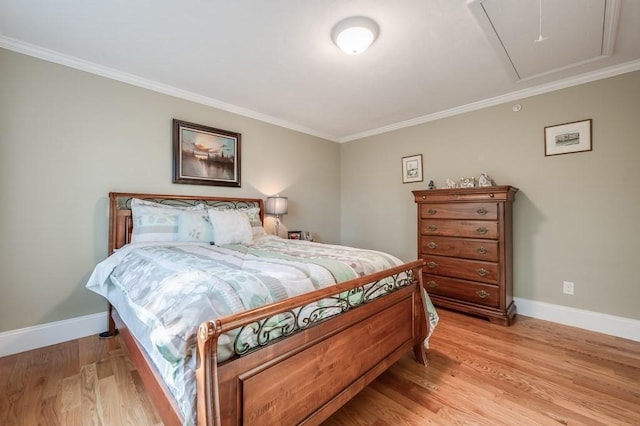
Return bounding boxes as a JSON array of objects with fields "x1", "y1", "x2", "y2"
[
  {"x1": 208, "y1": 206, "x2": 265, "y2": 237},
  {"x1": 208, "y1": 209, "x2": 253, "y2": 245},
  {"x1": 239, "y1": 207, "x2": 266, "y2": 237},
  {"x1": 130, "y1": 198, "x2": 205, "y2": 243},
  {"x1": 177, "y1": 210, "x2": 214, "y2": 243}
]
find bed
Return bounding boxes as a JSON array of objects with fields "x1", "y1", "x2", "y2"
[{"x1": 86, "y1": 192, "x2": 437, "y2": 426}]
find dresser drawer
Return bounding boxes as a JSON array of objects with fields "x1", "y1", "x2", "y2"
[
  {"x1": 420, "y1": 203, "x2": 498, "y2": 220},
  {"x1": 422, "y1": 255, "x2": 499, "y2": 284},
  {"x1": 421, "y1": 236, "x2": 499, "y2": 261},
  {"x1": 420, "y1": 220, "x2": 498, "y2": 239},
  {"x1": 423, "y1": 274, "x2": 500, "y2": 308}
]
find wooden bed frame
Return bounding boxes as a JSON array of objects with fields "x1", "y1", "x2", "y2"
[{"x1": 106, "y1": 192, "x2": 429, "y2": 425}]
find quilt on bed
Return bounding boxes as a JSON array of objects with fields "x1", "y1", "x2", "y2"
[{"x1": 86, "y1": 235, "x2": 438, "y2": 425}]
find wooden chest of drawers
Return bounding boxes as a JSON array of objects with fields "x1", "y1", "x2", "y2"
[{"x1": 413, "y1": 186, "x2": 518, "y2": 325}]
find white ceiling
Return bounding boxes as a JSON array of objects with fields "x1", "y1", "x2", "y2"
[{"x1": 1, "y1": 0, "x2": 639, "y2": 142}]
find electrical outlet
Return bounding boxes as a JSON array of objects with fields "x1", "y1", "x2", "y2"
[{"x1": 563, "y1": 281, "x2": 574, "y2": 295}]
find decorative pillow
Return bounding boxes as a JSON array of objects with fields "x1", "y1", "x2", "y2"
[
  {"x1": 207, "y1": 209, "x2": 253, "y2": 245},
  {"x1": 130, "y1": 198, "x2": 205, "y2": 243},
  {"x1": 238, "y1": 207, "x2": 266, "y2": 237},
  {"x1": 177, "y1": 210, "x2": 214, "y2": 243},
  {"x1": 208, "y1": 206, "x2": 265, "y2": 237}
]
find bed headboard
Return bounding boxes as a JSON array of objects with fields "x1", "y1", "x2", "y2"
[{"x1": 108, "y1": 192, "x2": 265, "y2": 254}]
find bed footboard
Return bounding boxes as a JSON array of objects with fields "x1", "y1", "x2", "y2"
[{"x1": 196, "y1": 260, "x2": 427, "y2": 425}]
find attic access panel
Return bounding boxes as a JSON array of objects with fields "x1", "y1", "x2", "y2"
[{"x1": 468, "y1": 0, "x2": 620, "y2": 81}]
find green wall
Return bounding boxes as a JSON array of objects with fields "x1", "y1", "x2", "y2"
[
  {"x1": 2, "y1": 45, "x2": 638, "y2": 333},
  {"x1": 0, "y1": 48, "x2": 341, "y2": 332},
  {"x1": 340, "y1": 71, "x2": 640, "y2": 320}
]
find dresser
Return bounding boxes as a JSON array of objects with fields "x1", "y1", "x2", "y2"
[{"x1": 413, "y1": 186, "x2": 518, "y2": 325}]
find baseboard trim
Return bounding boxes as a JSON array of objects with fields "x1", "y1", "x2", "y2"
[
  {"x1": 514, "y1": 297, "x2": 640, "y2": 342},
  {"x1": 0, "y1": 311, "x2": 108, "y2": 357},
  {"x1": 2, "y1": 301, "x2": 638, "y2": 358}
]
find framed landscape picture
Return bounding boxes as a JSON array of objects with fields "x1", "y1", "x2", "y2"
[
  {"x1": 173, "y1": 119, "x2": 241, "y2": 187},
  {"x1": 544, "y1": 119, "x2": 592, "y2": 157}
]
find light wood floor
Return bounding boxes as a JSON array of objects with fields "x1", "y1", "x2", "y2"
[{"x1": 1, "y1": 309, "x2": 639, "y2": 425}]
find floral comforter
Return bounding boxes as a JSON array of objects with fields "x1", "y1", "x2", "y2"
[{"x1": 86, "y1": 235, "x2": 438, "y2": 425}]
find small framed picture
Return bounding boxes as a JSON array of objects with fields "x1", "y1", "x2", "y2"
[
  {"x1": 288, "y1": 231, "x2": 302, "y2": 240},
  {"x1": 401, "y1": 154, "x2": 423, "y2": 183},
  {"x1": 544, "y1": 119, "x2": 592, "y2": 156}
]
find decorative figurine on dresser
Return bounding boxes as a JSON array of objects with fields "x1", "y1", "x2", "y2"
[{"x1": 413, "y1": 186, "x2": 518, "y2": 325}]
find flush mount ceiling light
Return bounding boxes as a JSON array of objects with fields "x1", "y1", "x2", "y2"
[{"x1": 331, "y1": 16, "x2": 379, "y2": 55}]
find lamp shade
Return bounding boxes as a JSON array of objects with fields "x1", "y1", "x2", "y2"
[{"x1": 265, "y1": 196, "x2": 288, "y2": 215}]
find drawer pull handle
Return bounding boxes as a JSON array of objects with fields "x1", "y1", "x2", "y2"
[
  {"x1": 477, "y1": 208, "x2": 488, "y2": 216},
  {"x1": 477, "y1": 268, "x2": 489, "y2": 277},
  {"x1": 476, "y1": 227, "x2": 488, "y2": 235},
  {"x1": 427, "y1": 280, "x2": 439, "y2": 288},
  {"x1": 476, "y1": 290, "x2": 490, "y2": 299},
  {"x1": 427, "y1": 242, "x2": 438, "y2": 249},
  {"x1": 427, "y1": 208, "x2": 437, "y2": 215},
  {"x1": 428, "y1": 225, "x2": 438, "y2": 232},
  {"x1": 477, "y1": 247, "x2": 488, "y2": 254},
  {"x1": 427, "y1": 261, "x2": 438, "y2": 269}
]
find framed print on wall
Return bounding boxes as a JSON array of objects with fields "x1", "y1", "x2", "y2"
[
  {"x1": 173, "y1": 119, "x2": 241, "y2": 187},
  {"x1": 544, "y1": 119, "x2": 592, "y2": 157},
  {"x1": 401, "y1": 154, "x2": 423, "y2": 183}
]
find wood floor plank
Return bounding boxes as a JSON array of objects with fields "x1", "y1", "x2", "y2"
[
  {"x1": 110, "y1": 350, "x2": 154, "y2": 425},
  {"x1": 3, "y1": 354, "x2": 31, "y2": 425},
  {"x1": 38, "y1": 395, "x2": 62, "y2": 426},
  {"x1": 98, "y1": 375, "x2": 124, "y2": 425},
  {"x1": 61, "y1": 373, "x2": 81, "y2": 413},
  {"x1": 1, "y1": 309, "x2": 639, "y2": 425},
  {"x1": 340, "y1": 386, "x2": 431, "y2": 425},
  {"x1": 80, "y1": 363, "x2": 104, "y2": 425},
  {"x1": 130, "y1": 369, "x2": 163, "y2": 424}
]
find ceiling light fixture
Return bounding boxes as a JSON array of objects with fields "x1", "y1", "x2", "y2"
[{"x1": 331, "y1": 16, "x2": 379, "y2": 55}]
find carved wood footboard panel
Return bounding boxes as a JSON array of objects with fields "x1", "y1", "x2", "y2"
[{"x1": 198, "y1": 261, "x2": 426, "y2": 425}]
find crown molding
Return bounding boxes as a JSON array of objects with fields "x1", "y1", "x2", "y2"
[
  {"x1": 2, "y1": 36, "x2": 638, "y2": 145},
  {"x1": 338, "y1": 58, "x2": 640, "y2": 143},
  {"x1": 0, "y1": 36, "x2": 339, "y2": 142}
]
